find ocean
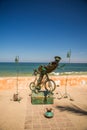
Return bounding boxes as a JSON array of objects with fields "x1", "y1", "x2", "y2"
[{"x1": 0, "y1": 62, "x2": 87, "y2": 76}]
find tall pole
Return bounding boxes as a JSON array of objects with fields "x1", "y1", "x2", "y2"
[
  {"x1": 59, "y1": 49, "x2": 73, "y2": 100},
  {"x1": 65, "y1": 49, "x2": 71, "y2": 94},
  {"x1": 67, "y1": 49, "x2": 71, "y2": 63},
  {"x1": 15, "y1": 56, "x2": 19, "y2": 95}
]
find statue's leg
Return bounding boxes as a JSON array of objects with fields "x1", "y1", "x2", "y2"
[
  {"x1": 34, "y1": 74, "x2": 44, "y2": 93},
  {"x1": 37, "y1": 73, "x2": 44, "y2": 86}
]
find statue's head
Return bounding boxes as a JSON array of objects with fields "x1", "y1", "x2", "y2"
[{"x1": 54, "y1": 56, "x2": 61, "y2": 62}]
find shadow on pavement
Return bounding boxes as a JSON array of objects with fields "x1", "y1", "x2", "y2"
[{"x1": 55, "y1": 104, "x2": 87, "y2": 116}]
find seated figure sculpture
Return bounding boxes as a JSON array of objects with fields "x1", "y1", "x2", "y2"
[{"x1": 36, "y1": 56, "x2": 61, "y2": 87}]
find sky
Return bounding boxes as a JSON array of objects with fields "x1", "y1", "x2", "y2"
[{"x1": 0, "y1": 0, "x2": 87, "y2": 63}]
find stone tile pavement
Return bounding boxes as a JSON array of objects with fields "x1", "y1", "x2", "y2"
[{"x1": 24, "y1": 96, "x2": 77, "y2": 130}]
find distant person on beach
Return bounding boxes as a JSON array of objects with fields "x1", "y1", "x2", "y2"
[{"x1": 36, "y1": 56, "x2": 61, "y2": 86}]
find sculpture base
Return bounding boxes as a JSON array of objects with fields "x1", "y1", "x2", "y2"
[{"x1": 31, "y1": 91, "x2": 54, "y2": 104}]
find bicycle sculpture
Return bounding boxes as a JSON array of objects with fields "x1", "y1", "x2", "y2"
[{"x1": 29, "y1": 56, "x2": 61, "y2": 93}]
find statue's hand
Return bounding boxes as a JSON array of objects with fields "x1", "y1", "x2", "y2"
[{"x1": 33, "y1": 69, "x2": 38, "y2": 76}]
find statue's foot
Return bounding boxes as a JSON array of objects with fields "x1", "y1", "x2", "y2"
[
  {"x1": 35, "y1": 89, "x2": 39, "y2": 94},
  {"x1": 36, "y1": 86, "x2": 41, "y2": 90}
]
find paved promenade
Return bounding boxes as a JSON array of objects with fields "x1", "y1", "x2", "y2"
[
  {"x1": 24, "y1": 84, "x2": 87, "y2": 130},
  {"x1": 24, "y1": 98, "x2": 77, "y2": 130},
  {"x1": 0, "y1": 78, "x2": 87, "y2": 130}
]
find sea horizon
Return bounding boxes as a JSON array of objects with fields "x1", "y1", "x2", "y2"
[{"x1": 0, "y1": 62, "x2": 87, "y2": 77}]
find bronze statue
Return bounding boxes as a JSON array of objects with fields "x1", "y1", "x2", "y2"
[
  {"x1": 37, "y1": 56, "x2": 61, "y2": 86},
  {"x1": 29, "y1": 56, "x2": 61, "y2": 93}
]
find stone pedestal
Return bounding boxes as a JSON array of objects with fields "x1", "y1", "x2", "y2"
[{"x1": 31, "y1": 91, "x2": 54, "y2": 104}]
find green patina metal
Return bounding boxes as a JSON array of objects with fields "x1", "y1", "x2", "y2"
[
  {"x1": 31, "y1": 91, "x2": 54, "y2": 104},
  {"x1": 30, "y1": 56, "x2": 61, "y2": 105}
]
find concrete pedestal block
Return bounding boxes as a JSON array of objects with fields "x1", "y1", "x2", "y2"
[{"x1": 31, "y1": 91, "x2": 54, "y2": 104}]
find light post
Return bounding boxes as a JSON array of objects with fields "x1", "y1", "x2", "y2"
[
  {"x1": 15, "y1": 56, "x2": 19, "y2": 95},
  {"x1": 58, "y1": 50, "x2": 73, "y2": 101},
  {"x1": 67, "y1": 49, "x2": 71, "y2": 63},
  {"x1": 13, "y1": 56, "x2": 19, "y2": 101}
]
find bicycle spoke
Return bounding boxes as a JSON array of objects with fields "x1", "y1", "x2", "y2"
[{"x1": 45, "y1": 79, "x2": 56, "y2": 92}]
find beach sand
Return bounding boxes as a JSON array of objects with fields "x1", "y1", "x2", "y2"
[{"x1": 0, "y1": 75, "x2": 87, "y2": 130}]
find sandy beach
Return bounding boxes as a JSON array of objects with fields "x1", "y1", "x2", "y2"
[{"x1": 0, "y1": 75, "x2": 87, "y2": 130}]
